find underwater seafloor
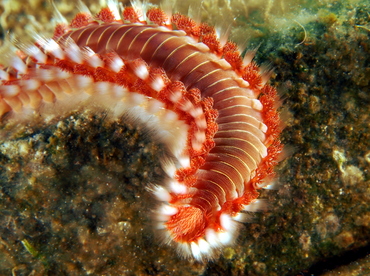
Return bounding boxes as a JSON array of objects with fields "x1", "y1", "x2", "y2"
[{"x1": 0, "y1": 0, "x2": 369, "y2": 275}]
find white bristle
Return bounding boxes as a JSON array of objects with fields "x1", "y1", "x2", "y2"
[
  {"x1": 54, "y1": 68, "x2": 72, "y2": 79},
  {"x1": 262, "y1": 183, "x2": 278, "y2": 190},
  {"x1": 197, "y1": 238, "x2": 211, "y2": 254},
  {"x1": 133, "y1": 64, "x2": 149, "y2": 80},
  {"x1": 74, "y1": 75, "x2": 93, "y2": 90},
  {"x1": 150, "y1": 76, "x2": 165, "y2": 92},
  {"x1": 158, "y1": 0, "x2": 173, "y2": 25},
  {"x1": 232, "y1": 212, "x2": 251, "y2": 223},
  {"x1": 88, "y1": 54, "x2": 104, "y2": 68},
  {"x1": 180, "y1": 100, "x2": 192, "y2": 112},
  {"x1": 41, "y1": 38, "x2": 65, "y2": 59},
  {"x1": 189, "y1": 107, "x2": 203, "y2": 118},
  {"x1": 155, "y1": 218, "x2": 167, "y2": 229},
  {"x1": 0, "y1": 40, "x2": 17, "y2": 69},
  {"x1": 77, "y1": 0, "x2": 92, "y2": 14},
  {"x1": 162, "y1": 109, "x2": 178, "y2": 122},
  {"x1": 57, "y1": 79, "x2": 73, "y2": 95},
  {"x1": 193, "y1": 130, "x2": 205, "y2": 144},
  {"x1": 169, "y1": 90, "x2": 182, "y2": 103},
  {"x1": 195, "y1": 116, "x2": 207, "y2": 129},
  {"x1": 66, "y1": 43, "x2": 83, "y2": 64},
  {"x1": 17, "y1": 92, "x2": 30, "y2": 106},
  {"x1": 205, "y1": 228, "x2": 220, "y2": 247},
  {"x1": 25, "y1": 45, "x2": 47, "y2": 63},
  {"x1": 94, "y1": 82, "x2": 111, "y2": 95},
  {"x1": 191, "y1": 139, "x2": 202, "y2": 152},
  {"x1": 3, "y1": 97, "x2": 22, "y2": 111},
  {"x1": 191, "y1": 242, "x2": 201, "y2": 260},
  {"x1": 169, "y1": 181, "x2": 188, "y2": 194},
  {"x1": 155, "y1": 204, "x2": 178, "y2": 222},
  {"x1": 243, "y1": 48, "x2": 258, "y2": 66},
  {"x1": 51, "y1": 0, "x2": 69, "y2": 25},
  {"x1": 152, "y1": 186, "x2": 171, "y2": 202},
  {"x1": 178, "y1": 155, "x2": 190, "y2": 168},
  {"x1": 220, "y1": 213, "x2": 233, "y2": 232},
  {"x1": 127, "y1": 92, "x2": 145, "y2": 106},
  {"x1": 20, "y1": 79, "x2": 41, "y2": 91},
  {"x1": 217, "y1": 231, "x2": 233, "y2": 245},
  {"x1": 130, "y1": 0, "x2": 146, "y2": 21},
  {"x1": 0, "y1": 85, "x2": 20, "y2": 97},
  {"x1": 43, "y1": 83, "x2": 62, "y2": 100},
  {"x1": 161, "y1": 162, "x2": 176, "y2": 179},
  {"x1": 147, "y1": 99, "x2": 164, "y2": 114},
  {"x1": 258, "y1": 179, "x2": 279, "y2": 190},
  {"x1": 83, "y1": 47, "x2": 104, "y2": 68},
  {"x1": 242, "y1": 199, "x2": 268, "y2": 212},
  {"x1": 12, "y1": 56, "x2": 27, "y2": 74},
  {"x1": 35, "y1": 68, "x2": 55, "y2": 82},
  {"x1": 109, "y1": 56, "x2": 125, "y2": 72},
  {"x1": 0, "y1": 70, "x2": 9, "y2": 80},
  {"x1": 106, "y1": 0, "x2": 121, "y2": 20},
  {"x1": 38, "y1": 87, "x2": 55, "y2": 103},
  {"x1": 159, "y1": 204, "x2": 178, "y2": 216},
  {"x1": 215, "y1": 22, "x2": 230, "y2": 46},
  {"x1": 111, "y1": 85, "x2": 127, "y2": 98},
  {"x1": 177, "y1": 243, "x2": 192, "y2": 258}
]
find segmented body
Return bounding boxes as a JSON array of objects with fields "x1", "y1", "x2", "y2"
[{"x1": 0, "y1": 5, "x2": 282, "y2": 260}]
